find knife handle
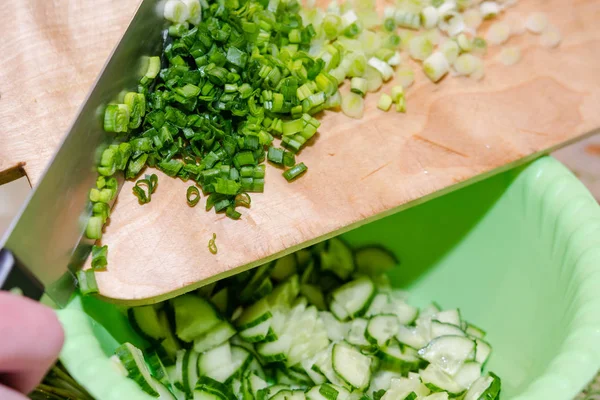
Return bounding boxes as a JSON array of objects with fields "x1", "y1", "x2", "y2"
[{"x1": 0, "y1": 248, "x2": 44, "y2": 300}]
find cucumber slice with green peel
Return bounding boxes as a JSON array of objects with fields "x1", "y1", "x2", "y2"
[
  {"x1": 129, "y1": 306, "x2": 166, "y2": 343},
  {"x1": 193, "y1": 321, "x2": 236, "y2": 352},
  {"x1": 465, "y1": 324, "x2": 486, "y2": 339},
  {"x1": 146, "y1": 350, "x2": 169, "y2": 383},
  {"x1": 300, "y1": 284, "x2": 327, "y2": 310},
  {"x1": 332, "y1": 342, "x2": 372, "y2": 390},
  {"x1": 434, "y1": 309, "x2": 461, "y2": 327},
  {"x1": 463, "y1": 373, "x2": 501, "y2": 400},
  {"x1": 312, "y1": 345, "x2": 351, "y2": 389},
  {"x1": 198, "y1": 343, "x2": 232, "y2": 379},
  {"x1": 271, "y1": 389, "x2": 307, "y2": 400},
  {"x1": 271, "y1": 253, "x2": 298, "y2": 281},
  {"x1": 306, "y1": 384, "x2": 338, "y2": 400},
  {"x1": 365, "y1": 294, "x2": 389, "y2": 317},
  {"x1": 210, "y1": 288, "x2": 229, "y2": 314},
  {"x1": 240, "y1": 318, "x2": 271, "y2": 342},
  {"x1": 247, "y1": 373, "x2": 268, "y2": 397},
  {"x1": 267, "y1": 275, "x2": 300, "y2": 308},
  {"x1": 381, "y1": 375, "x2": 429, "y2": 400},
  {"x1": 320, "y1": 238, "x2": 355, "y2": 280},
  {"x1": 194, "y1": 377, "x2": 236, "y2": 400},
  {"x1": 396, "y1": 325, "x2": 428, "y2": 350},
  {"x1": 239, "y1": 264, "x2": 273, "y2": 304},
  {"x1": 330, "y1": 277, "x2": 376, "y2": 321},
  {"x1": 237, "y1": 298, "x2": 272, "y2": 330},
  {"x1": 171, "y1": 295, "x2": 222, "y2": 342},
  {"x1": 157, "y1": 311, "x2": 181, "y2": 366},
  {"x1": 183, "y1": 350, "x2": 200, "y2": 394},
  {"x1": 474, "y1": 339, "x2": 492, "y2": 366},
  {"x1": 115, "y1": 342, "x2": 159, "y2": 396},
  {"x1": 453, "y1": 361, "x2": 482, "y2": 390},
  {"x1": 150, "y1": 376, "x2": 177, "y2": 399},
  {"x1": 354, "y1": 246, "x2": 399, "y2": 277},
  {"x1": 430, "y1": 321, "x2": 466, "y2": 339},
  {"x1": 366, "y1": 315, "x2": 399, "y2": 347},
  {"x1": 301, "y1": 359, "x2": 327, "y2": 385},
  {"x1": 346, "y1": 318, "x2": 369, "y2": 347},
  {"x1": 418, "y1": 335, "x2": 476, "y2": 376},
  {"x1": 377, "y1": 343, "x2": 423, "y2": 374},
  {"x1": 419, "y1": 364, "x2": 465, "y2": 396},
  {"x1": 249, "y1": 278, "x2": 274, "y2": 303}
]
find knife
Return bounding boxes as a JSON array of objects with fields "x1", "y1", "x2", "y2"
[{"x1": 0, "y1": 0, "x2": 166, "y2": 307}]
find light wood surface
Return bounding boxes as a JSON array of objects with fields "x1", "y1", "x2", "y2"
[{"x1": 2, "y1": 0, "x2": 600, "y2": 304}]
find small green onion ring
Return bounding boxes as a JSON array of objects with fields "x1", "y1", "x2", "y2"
[
  {"x1": 208, "y1": 233, "x2": 218, "y2": 255},
  {"x1": 234, "y1": 193, "x2": 251, "y2": 208},
  {"x1": 187, "y1": 186, "x2": 201, "y2": 207}
]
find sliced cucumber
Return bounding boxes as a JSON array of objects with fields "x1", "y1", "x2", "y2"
[
  {"x1": 129, "y1": 306, "x2": 166, "y2": 342},
  {"x1": 377, "y1": 343, "x2": 423, "y2": 374},
  {"x1": 249, "y1": 278, "x2": 274, "y2": 303},
  {"x1": 198, "y1": 343, "x2": 233, "y2": 381},
  {"x1": 171, "y1": 295, "x2": 222, "y2": 342},
  {"x1": 157, "y1": 311, "x2": 181, "y2": 366},
  {"x1": 368, "y1": 370, "x2": 402, "y2": 393},
  {"x1": 453, "y1": 361, "x2": 482, "y2": 390},
  {"x1": 474, "y1": 339, "x2": 492, "y2": 366},
  {"x1": 320, "y1": 311, "x2": 350, "y2": 342},
  {"x1": 146, "y1": 350, "x2": 169, "y2": 383},
  {"x1": 417, "y1": 335, "x2": 475, "y2": 376},
  {"x1": 330, "y1": 277, "x2": 375, "y2": 321},
  {"x1": 422, "y1": 393, "x2": 448, "y2": 400},
  {"x1": 366, "y1": 315, "x2": 399, "y2": 347},
  {"x1": 271, "y1": 253, "x2": 298, "y2": 281},
  {"x1": 419, "y1": 364, "x2": 464, "y2": 396},
  {"x1": 301, "y1": 284, "x2": 327, "y2": 311},
  {"x1": 151, "y1": 376, "x2": 177, "y2": 399},
  {"x1": 434, "y1": 309, "x2": 461, "y2": 327},
  {"x1": 193, "y1": 321, "x2": 236, "y2": 353},
  {"x1": 115, "y1": 342, "x2": 159, "y2": 396},
  {"x1": 365, "y1": 294, "x2": 389, "y2": 317},
  {"x1": 346, "y1": 318, "x2": 369, "y2": 347},
  {"x1": 210, "y1": 288, "x2": 229, "y2": 314},
  {"x1": 237, "y1": 298, "x2": 272, "y2": 330},
  {"x1": 332, "y1": 342, "x2": 372, "y2": 390},
  {"x1": 354, "y1": 246, "x2": 399, "y2": 277},
  {"x1": 183, "y1": 350, "x2": 200, "y2": 394},
  {"x1": 430, "y1": 321, "x2": 465, "y2": 339},
  {"x1": 239, "y1": 318, "x2": 271, "y2": 343},
  {"x1": 396, "y1": 325, "x2": 428, "y2": 350},
  {"x1": 239, "y1": 264, "x2": 273, "y2": 304},
  {"x1": 320, "y1": 238, "x2": 355, "y2": 280},
  {"x1": 465, "y1": 323, "x2": 486, "y2": 339},
  {"x1": 463, "y1": 372, "x2": 500, "y2": 400},
  {"x1": 381, "y1": 375, "x2": 429, "y2": 400}
]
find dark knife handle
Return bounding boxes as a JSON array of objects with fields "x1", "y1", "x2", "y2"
[{"x1": 0, "y1": 248, "x2": 44, "y2": 300}]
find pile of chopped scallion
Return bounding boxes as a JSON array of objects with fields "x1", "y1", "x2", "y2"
[{"x1": 85, "y1": 0, "x2": 559, "y2": 242}]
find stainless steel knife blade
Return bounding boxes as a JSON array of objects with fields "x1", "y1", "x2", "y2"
[{"x1": 0, "y1": 0, "x2": 166, "y2": 306}]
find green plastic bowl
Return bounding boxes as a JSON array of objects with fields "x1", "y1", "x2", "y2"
[{"x1": 59, "y1": 157, "x2": 600, "y2": 399}]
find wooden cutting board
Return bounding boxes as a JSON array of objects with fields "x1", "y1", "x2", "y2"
[{"x1": 1, "y1": 0, "x2": 600, "y2": 304}]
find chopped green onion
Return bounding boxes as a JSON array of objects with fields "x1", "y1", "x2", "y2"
[
  {"x1": 472, "y1": 37, "x2": 488, "y2": 54},
  {"x1": 390, "y1": 86, "x2": 404, "y2": 103},
  {"x1": 283, "y1": 162, "x2": 308, "y2": 182},
  {"x1": 350, "y1": 77, "x2": 368, "y2": 97},
  {"x1": 377, "y1": 93, "x2": 392, "y2": 111},
  {"x1": 540, "y1": 26, "x2": 562, "y2": 48},
  {"x1": 283, "y1": 151, "x2": 296, "y2": 167},
  {"x1": 486, "y1": 22, "x2": 510, "y2": 45},
  {"x1": 103, "y1": 104, "x2": 130, "y2": 133},
  {"x1": 235, "y1": 193, "x2": 251, "y2": 208},
  {"x1": 423, "y1": 52, "x2": 450, "y2": 82},
  {"x1": 367, "y1": 58, "x2": 393, "y2": 81},
  {"x1": 186, "y1": 186, "x2": 201, "y2": 206},
  {"x1": 208, "y1": 233, "x2": 217, "y2": 255},
  {"x1": 91, "y1": 245, "x2": 108, "y2": 271},
  {"x1": 456, "y1": 33, "x2": 473, "y2": 52},
  {"x1": 364, "y1": 66, "x2": 383, "y2": 93},
  {"x1": 77, "y1": 269, "x2": 99, "y2": 295},
  {"x1": 141, "y1": 56, "x2": 161, "y2": 85},
  {"x1": 453, "y1": 54, "x2": 479, "y2": 76},
  {"x1": 132, "y1": 174, "x2": 158, "y2": 204},
  {"x1": 440, "y1": 40, "x2": 460, "y2": 63},
  {"x1": 396, "y1": 67, "x2": 415, "y2": 88},
  {"x1": 421, "y1": 6, "x2": 439, "y2": 29},
  {"x1": 480, "y1": 1, "x2": 500, "y2": 20},
  {"x1": 341, "y1": 92, "x2": 364, "y2": 119},
  {"x1": 408, "y1": 35, "x2": 433, "y2": 61},
  {"x1": 124, "y1": 93, "x2": 146, "y2": 129},
  {"x1": 267, "y1": 146, "x2": 285, "y2": 164},
  {"x1": 164, "y1": 0, "x2": 190, "y2": 24},
  {"x1": 85, "y1": 216, "x2": 104, "y2": 240},
  {"x1": 395, "y1": 10, "x2": 421, "y2": 30},
  {"x1": 526, "y1": 12, "x2": 549, "y2": 34},
  {"x1": 497, "y1": 46, "x2": 521, "y2": 66}
]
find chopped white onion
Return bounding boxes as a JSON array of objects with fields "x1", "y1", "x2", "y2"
[
  {"x1": 396, "y1": 67, "x2": 415, "y2": 88},
  {"x1": 182, "y1": 0, "x2": 201, "y2": 25},
  {"x1": 463, "y1": 9, "x2": 483, "y2": 30},
  {"x1": 526, "y1": 12, "x2": 548, "y2": 34},
  {"x1": 164, "y1": 0, "x2": 190, "y2": 24},
  {"x1": 367, "y1": 57, "x2": 394, "y2": 81},
  {"x1": 408, "y1": 35, "x2": 434, "y2": 61},
  {"x1": 423, "y1": 52, "x2": 450, "y2": 82},
  {"x1": 387, "y1": 51, "x2": 403, "y2": 66},
  {"x1": 486, "y1": 22, "x2": 510, "y2": 45},
  {"x1": 453, "y1": 54, "x2": 479, "y2": 76},
  {"x1": 497, "y1": 46, "x2": 521, "y2": 65},
  {"x1": 421, "y1": 6, "x2": 439, "y2": 29},
  {"x1": 440, "y1": 39, "x2": 460, "y2": 63},
  {"x1": 470, "y1": 57, "x2": 485, "y2": 80},
  {"x1": 540, "y1": 25, "x2": 562, "y2": 48},
  {"x1": 439, "y1": 12, "x2": 465, "y2": 37},
  {"x1": 342, "y1": 10, "x2": 359, "y2": 27},
  {"x1": 480, "y1": 1, "x2": 500, "y2": 19}
]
